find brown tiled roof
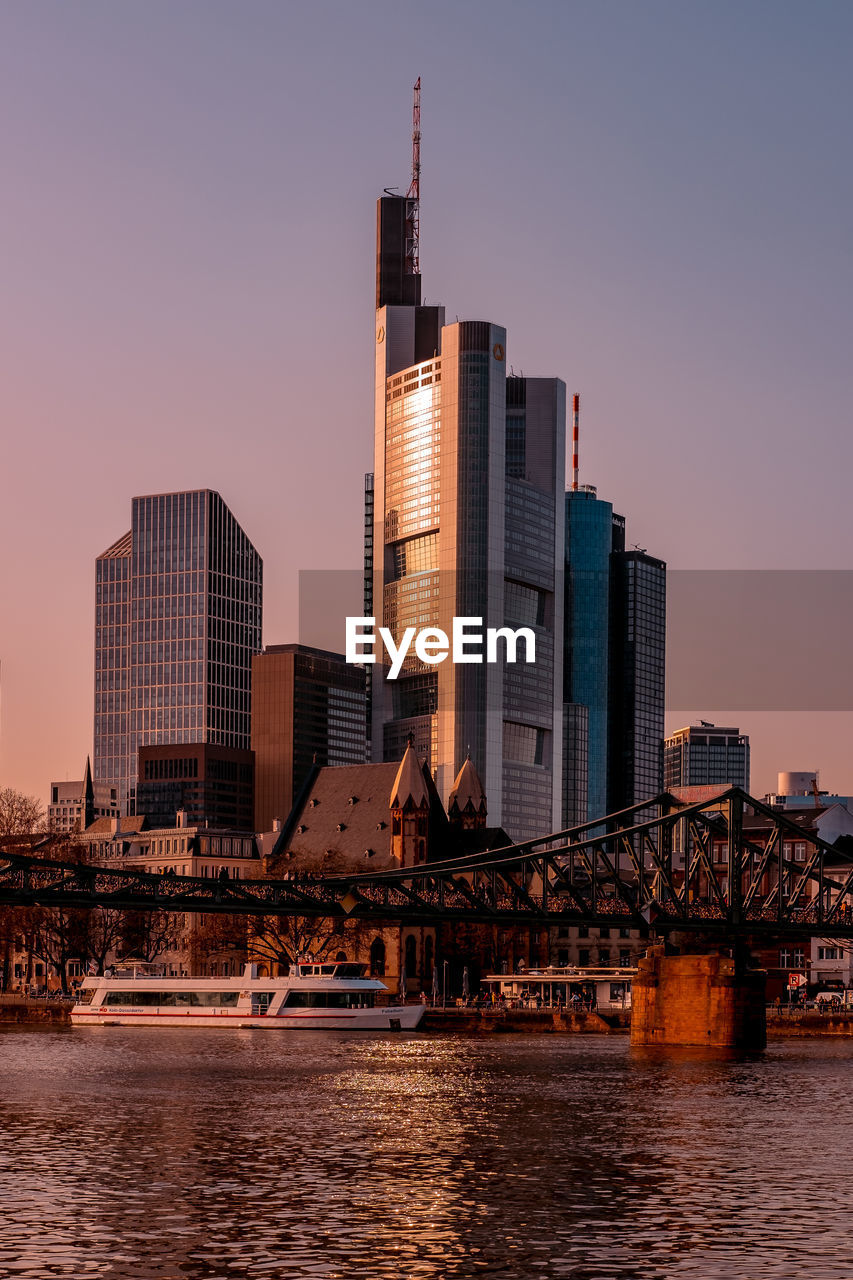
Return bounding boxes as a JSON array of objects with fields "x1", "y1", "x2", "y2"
[
  {"x1": 81, "y1": 815, "x2": 148, "y2": 836},
  {"x1": 268, "y1": 760, "x2": 452, "y2": 875}
]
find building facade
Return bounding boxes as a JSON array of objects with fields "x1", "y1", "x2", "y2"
[
  {"x1": 94, "y1": 490, "x2": 262, "y2": 815},
  {"x1": 563, "y1": 490, "x2": 666, "y2": 826},
  {"x1": 135, "y1": 743, "x2": 255, "y2": 831},
  {"x1": 48, "y1": 759, "x2": 119, "y2": 834},
  {"x1": 563, "y1": 488, "x2": 622, "y2": 824},
  {"x1": 368, "y1": 192, "x2": 565, "y2": 840},
  {"x1": 608, "y1": 550, "x2": 667, "y2": 812},
  {"x1": 251, "y1": 644, "x2": 367, "y2": 832},
  {"x1": 664, "y1": 723, "x2": 750, "y2": 792}
]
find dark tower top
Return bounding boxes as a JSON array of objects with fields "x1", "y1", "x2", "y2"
[{"x1": 376, "y1": 196, "x2": 422, "y2": 308}]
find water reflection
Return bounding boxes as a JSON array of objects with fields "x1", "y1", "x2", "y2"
[{"x1": 0, "y1": 1028, "x2": 850, "y2": 1278}]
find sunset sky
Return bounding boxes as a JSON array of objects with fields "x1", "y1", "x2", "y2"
[{"x1": 1, "y1": 1, "x2": 851, "y2": 805}]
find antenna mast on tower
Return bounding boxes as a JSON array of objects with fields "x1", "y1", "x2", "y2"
[{"x1": 405, "y1": 77, "x2": 421, "y2": 277}]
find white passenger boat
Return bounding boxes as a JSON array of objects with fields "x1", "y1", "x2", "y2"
[{"x1": 71, "y1": 961, "x2": 425, "y2": 1030}]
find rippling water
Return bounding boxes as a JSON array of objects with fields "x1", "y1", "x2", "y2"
[{"x1": 0, "y1": 1027, "x2": 851, "y2": 1278}]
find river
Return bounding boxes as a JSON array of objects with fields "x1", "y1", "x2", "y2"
[{"x1": 0, "y1": 1028, "x2": 849, "y2": 1279}]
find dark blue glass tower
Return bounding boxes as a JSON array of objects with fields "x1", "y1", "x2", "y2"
[{"x1": 564, "y1": 488, "x2": 620, "y2": 823}]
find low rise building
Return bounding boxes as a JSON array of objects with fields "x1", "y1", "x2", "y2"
[{"x1": 48, "y1": 759, "x2": 119, "y2": 834}]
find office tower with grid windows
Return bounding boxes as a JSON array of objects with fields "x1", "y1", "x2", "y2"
[
  {"x1": 563, "y1": 489, "x2": 666, "y2": 825},
  {"x1": 563, "y1": 488, "x2": 623, "y2": 825},
  {"x1": 664, "y1": 723, "x2": 750, "y2": 792},
  {"x1": 607, "y1": 549, "x2": 667, "y2": 812},
  {"x1": 94, "y1": 489, "x2": 262, "y2": 815},
  {"x1": 369, "y1": 192, "x2": 565, "y2": 840}
]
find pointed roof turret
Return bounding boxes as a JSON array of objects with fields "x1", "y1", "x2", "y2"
[
  {"x1": 449, "y1": 755, "x2": 487, "y2": 815},
  {"x1": 82, "y1": 755, "x2": 95, "y2": 829},
  {"x1": 390, "y1": 740, "x2": 429, "y2": 810}
]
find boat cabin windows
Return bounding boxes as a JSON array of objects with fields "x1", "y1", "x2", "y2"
[
  {"x1": 294, "y1": 963, "x2": 367, "y2": 979},
  {"x1": 100, "y1": 990, "x2": 241, "y2": 1007},
  {"x1": 282, "y1": 990, "x2": 375, "y2": 1009}
]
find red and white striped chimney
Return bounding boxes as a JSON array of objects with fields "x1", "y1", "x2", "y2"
[{"x1": 571, "y1": 393, "x2": 580, "y2": 491}]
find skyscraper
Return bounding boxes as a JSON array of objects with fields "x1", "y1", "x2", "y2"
[
  {"x1": 369, "y1": 182, "x2": 565, "y2": 840},
  {"x1": 94, "y1": 490, "x2": 262, "y2": 814},
  {"x1": 608, "y1": 549, "x2": 667, "y2": 811},
  {"x1": 563, "y1": 488, "x2": 666, "y2": 825},
  {"x1": 664, "y1": 723, "x2": 750, "y2": 792},
  {"x1": 563, "y1": 487, "x2": 622, "y2": 823}
]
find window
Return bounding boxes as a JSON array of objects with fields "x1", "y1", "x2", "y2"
[
  {"x1": 598, "y1": 950, "x2": 610, "y2": 965},
  {"x1": 619, "y1": 927, "x2": 631, "y2": 939},
  {"x1": 619, "y1": 950, "x2": 631, "y2": 967},
  {"x1": 577, "y1": 925, "x2": 589, "y2": 939},
  {"x1": 578, "y1": 949, "x2": 590, "y2": 966},
  {"x1": 818, "y1": 946, "x2": 839, "y2": 961}
]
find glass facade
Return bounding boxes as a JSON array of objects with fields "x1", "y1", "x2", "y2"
[
  {"x1": 664, "y1": 725, "x2": 750, "y2": 791},
  {"x1": 381, "y1": 359, "x2": 443, "y2": 754},
  {"x1": 371, "y1": 203, "x2": 565, "y2": 840},
  {"x1": 564, "y1": 490, "x2": 614, "y2": 823},
  {"x1": 608, "y1": 551, "x2": 666, "y2": 812},
  {"x1": 95, "y1": 490, "x2": 262, "y2": 814}
]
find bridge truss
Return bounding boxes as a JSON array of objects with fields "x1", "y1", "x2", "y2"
[{"x1": 2, "y1": 788, "x2": 853, "y2": 939}]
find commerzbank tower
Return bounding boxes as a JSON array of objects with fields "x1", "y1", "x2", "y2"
[{"x1": 365, "y1": 81, "x2": 566, "y2": 842}]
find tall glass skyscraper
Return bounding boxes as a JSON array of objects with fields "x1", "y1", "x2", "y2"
[
  {"x1": 564, "y1": 488, "x2": 618, "y2": 824},
  {"x1": 369, "y1": 194, "x2": 565, "y2": 840},
  {"x1": 563, "y1": 490, "x2": 666, "y2": 825},
  {"x1": 94, "y1": 490, "x2": 262, "y2": 815},
  {"x1": 608, "y1": 549, "x2": 667, "y2": 812}
]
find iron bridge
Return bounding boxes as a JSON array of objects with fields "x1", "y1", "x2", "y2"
[{"x1": 3, "y1": 789, "x2": 853, "y2": 939}]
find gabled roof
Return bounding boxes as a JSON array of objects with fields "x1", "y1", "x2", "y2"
[
  {"x1": 270, "y1": 762, "x2": 402, "y2": 874},
  {"x1": 81, "y1": 815, "x2": 148, "y2": 836},
  {"x1": 267, "y1": 758, "x2": 449, "y2": 875}
]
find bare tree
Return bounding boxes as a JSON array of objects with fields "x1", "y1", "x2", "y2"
[
  {"x1": 0, "y1": 787, "x2": 45, "y2": 840},
  {"x1": 86, "y1": 908, "x2": 128, "y2": 975},
  {"x1": 119, "y1": 910, "x2": 180, "y2": 965},
  {"x1": 189, "y1": 912, "x2": 248, "y2": 975},
  {"x1": 0, "y1": 787, "x2": 46, "y2": 988},
  {"x1": 247, "y1": 915, "x2": 369, "y2": 974},
  {"x1": 28, "y1": 905, "x2": 89, "y2": 994}
]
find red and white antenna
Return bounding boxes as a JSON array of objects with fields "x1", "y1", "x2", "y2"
[
  {"x1": 571, "y1": 393, "x2": 580, "y2": 491},
  {"x1": 405, "y1": 77, "x2": 421, "y2": 277}
]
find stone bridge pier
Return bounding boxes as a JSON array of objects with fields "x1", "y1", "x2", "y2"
[{"x1": 631, "y1": 943, "x2": 766, "y2": 1051}]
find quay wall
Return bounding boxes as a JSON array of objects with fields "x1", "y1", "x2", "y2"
[
  {"x1": 0, "y1": 998, "x2": 70, "y2": 1025},
  {"x1": 767, "y1": 1013, "x2": 853, "y2": 1037},
  {"x1": 422, "y1": 1007, "x2": 619, "y2": 1034}
]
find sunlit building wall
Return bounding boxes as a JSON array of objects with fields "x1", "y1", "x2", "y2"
[{"x1": 369, "y1": 195, "x2": 565, "y2": 839}]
